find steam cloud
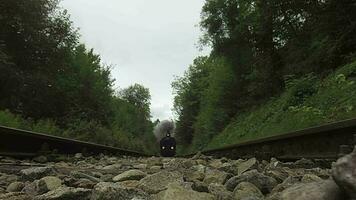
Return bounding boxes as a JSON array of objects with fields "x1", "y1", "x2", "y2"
[{"x1": 153, "y1": 120, "x2": 175, "y2": 142}]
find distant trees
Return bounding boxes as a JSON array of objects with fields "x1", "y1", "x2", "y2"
[
  {"x1": 174, "y1": 0, "x2": 356, "y2": 150},
  {"x1": 119, "y1": 83, "x2": 151, "y2": 120},
  {"x1": 0, "y1": 0, "x2": 156, "y2": 153}
]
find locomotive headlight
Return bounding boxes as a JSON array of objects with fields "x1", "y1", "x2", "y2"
[
  {"x1": 171, "y1": 146, "x2": 174, "y2": 150},
  {"x1": 162, "y1": 146, "x2": 165, "y2": 149}
]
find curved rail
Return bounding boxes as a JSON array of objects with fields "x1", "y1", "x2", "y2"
[
  {"x1": 187, "y1": 118, "x2": 356, "y2": 160},
  {"x1": 0, "y1": 125, "x2": 150, "y2": 157}
]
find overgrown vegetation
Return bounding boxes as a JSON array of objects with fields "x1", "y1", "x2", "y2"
[
  {"x1": 173, "y1": 0, "x2": 356, "y2": 154},
  {"x1": 206, "y1": 60, "x2": 356, "y2": 150},
  {"x1": 0, "y1": 0, "x2": 157, "y2": 154}
]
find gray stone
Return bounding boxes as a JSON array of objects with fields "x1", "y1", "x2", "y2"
[
  {"x1": 35, "y1": 186, "x2": 91, "y2": 200},
  {"x1": 37, "y1": 176, "x2": 62, "y2": 194},
  {"x1": 154, "y1": 182, "x2": 215, "y2": 200},
  {"x1": 21, "y1": 180, "x2": 39, "y2": 196},
  {"x1": 6, "y1": 182, "x2": 25, "y2": 192},
  {"x1": 133, "y1": 164, "x2": 147, "y2": 170},
  {"x1": 332, "y1": 146, "x2": 356, "y2": 199},
  {"x1": 225, "y1": 170, "x2": 277, "y2": 194},
  {"x1": 74, "y1": 153, "x2": 83, "y2": 159},
  {"x1": 208, "y1": 183, "x2": 233, "y2": 200},
  {"x1": 191, "y1": 181, "x2": 209, "y2": 193},
  {"x1": 138, "y1": 171, "x2": 183, "y2": 194},
  {"x1": 236, "y1": 158, "x2": 258, "y2": 175},
  {"x1": 184, "y1": 167, "x2": 206, "y2": 182},
  {"x1": 233, "y1": 182, "x2": 264, "y2": 200},
  {"x1": 0, "y1": 192, "x2": 32, "y2": 200},
  {"x1": 70, "y1": 171, "x2": 101, "y2": 183},
  {"x1": 270, "y1": 176, "x2": 301, "y2": 194},
  {"x1": 72, "y1": 178, "x2": 96, "y2": 189},
  {"x1": 20, "y1": 167, "x2": 55, "y2": 181},
  {"x1": 294, "y1": 158, "x2": 315, "y2": 169},
  {"x1": 91, "y1": 182, "x2": 149, "y2": 200},
  {"x1": 118, "y1": 180, "x2": 140, "y2": 188},
  {"x1": 102, "y1": 164, "x2": 122, "y2": 170},
  {"x1": 280, "y1": 179, "x2": 345, "y2": 200},
  {"x1": 0, "y1": 174, "x2": 19, "y2": 187},
  {"x1": 112, "y1": 169, "x2": 146, "y2": 182},
  {"x1": 265, "y1": 169, "x2": 289, "y2": 183},
  {"x1": 203, "y1": 169, "x2": 231, "y2": 185},
  {"x1": 33, "y1": 156, "x2": 48, "y2": 163},
  {"x1": 209, "y1": 159, "x2": 224, "y2": 169},
  {"x1": 301, "y1": 174, "x2": 322, "y2": 183},
  {"x1": 149, "y1": 166, "x2": 162, "y2": 173}
]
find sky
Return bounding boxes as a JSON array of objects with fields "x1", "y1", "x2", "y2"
[{"x1": 60, "y1": 0, "x2": 210, "y2": 120}]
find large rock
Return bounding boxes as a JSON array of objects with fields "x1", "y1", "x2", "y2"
[
  {"x1": 0, "y1": 192, "x2": 32, "y2": 200},
  {"x1": 138, "y1": 171, "x2": 183, "y2": 194},
  {"x1": 203, "y1": 169, "x2": 231, "y2": 185},
  {"x1": 236, "y1": 158, "x2": 258, "y2": 175},
  {"x1": 208, "y1": 183, "x2": 233, "y2": 200},
  {"x1": 20, "y1": 167, "x2": 55, "y2": 181},
  {"x1": 225, "y1": 170, "x2": 277, "y2": 194},
  {"x1": 154, "y1": 182, "x2": 215, "y2": 200},
  {"x1": 118, "y1": 180, "x2": 140, "y2": 188},
  {"x1": 209, "y1": 159, "x2": 224, "y2": 169},
  {"x1": 91, "y1": 182, "x2": 149, "y2": 200},
  {"x1": 21, "y1": 180, "x2": 40, "y2": 196},
  {"x1": 233, "y1": 182, "x2": 264, "y2": 200},
  {"x1": 112, "y1": 169, "x2": 146, "y2": 182},
  {"x1": 270, "y1": 176, "x2": 301, "y2": 194},
  {"x1": 72, "y1": 178, "x2": 96, "y2": 189},
  {"x1": 0, "y1": 174, "x2": 18, "y2": 187},
  {"x1": 191, "y1": 181, "x2": 209, "y2": 193},
  {"x1": 301, "y1": 174, "x2": 322, "y2": 183},
  {"x1": 70, "y1": 171, "x2": 101, "y2": 183},
  {"x1": 332, "y1": 146, "x2": 356, "y2": 199},
  {"x1": 184, "y1": 165, "x2": 206, "y2": 182},
  {"x1": 6, "y1": 182, "x2": 25, "y2": 192},
  {"x1": 279, "y1": 179, "x2": 345, "y2": 200},
  {"x1": 37, "y1": 176, "x2": 62, "y2": 194},
  {"x1": 35, "y1": 186, "x2": 91, "y2": 200}
]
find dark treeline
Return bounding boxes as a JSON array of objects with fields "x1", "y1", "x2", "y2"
[
  {"x1": 0, "y1": 0, "x2": 156, "y2": 153},
  {"x1": 173, "y1": 0, "x2": 356, "y2": 150}
]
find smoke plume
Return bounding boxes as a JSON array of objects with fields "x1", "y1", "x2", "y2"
[{"x1": 153, "y1": 120, "x2": 175, "y2": 142}]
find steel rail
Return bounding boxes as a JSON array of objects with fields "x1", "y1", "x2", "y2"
[
  {"x1": 0, "y1": 125, "x2": 150, "y2": 157},
  {"x1": 186, "y1": 118, "x2": 356, "y2": 160}
]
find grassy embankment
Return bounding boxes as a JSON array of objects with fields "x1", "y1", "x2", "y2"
[{"x1": 206, "y1": 60, "x2": 356, "y2": 150}]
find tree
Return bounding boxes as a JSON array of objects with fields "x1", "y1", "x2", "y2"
[
  {"x1": 172, "y1": 57, "x2": 211, "y2": 144},
  {"x1": 119, "y1": 84, "x2": 151, "y2": 119}
]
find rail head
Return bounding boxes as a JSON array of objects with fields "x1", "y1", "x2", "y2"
[{"x1": 0, "y1": 125, "x2": 152, "y2": 157}]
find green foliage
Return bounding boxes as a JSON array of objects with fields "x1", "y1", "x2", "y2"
[
  {"x1": 119, "y1": 84, "x2": 151, "y2": 120},
  {"x1": 172, "y1": 57, "x2": 211, "y2": 145},
  {"x1": 0, "y1": 110, "x2": 24, "y2": 129},
  {"x1": 206, "y1": 60, "x2": 356, "y2": 149},
  {"x1": 174, "y1": 0, "x2": 356, "y2": 154},
  {"x1": 192, "y1": 57, "x2": 238, "y2": 149},
  {"x1": 0, "y1": 0, "x2": 156, "y2": 154}
]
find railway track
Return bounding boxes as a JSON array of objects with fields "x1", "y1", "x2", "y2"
[
  {"x1": 0, "y1": 125, "x2": 149, "y2": 157},
  {"x1": 191, "y1": 118, "x2": 356, "y2": 161},
  {"x1": 1, "y1": 118, "x2": 356, "y2": 161}
]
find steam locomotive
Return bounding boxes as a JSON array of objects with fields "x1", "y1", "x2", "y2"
[{"x1": 159, "y1": 131, "x2": 176, "y2": 157}]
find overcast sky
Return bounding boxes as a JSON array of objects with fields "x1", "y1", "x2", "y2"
[{"x1": 60, "y1": 0, "x2": 210, "y2": 120}]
